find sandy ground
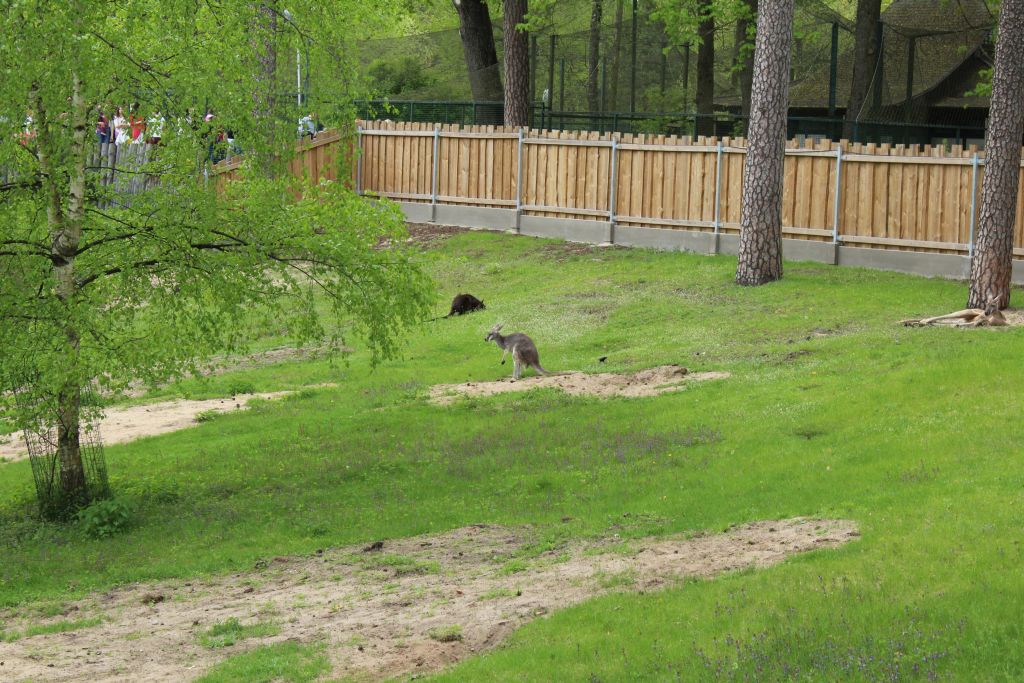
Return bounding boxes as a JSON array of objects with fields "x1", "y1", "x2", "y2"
[
  {"x1": 0, "y1": 391, "x2": 311, "y2": 464},
  {"x1": 0, "y1": 517, "x2": 858, "y2": 682},
  {"x1": 430, "y1": 365, "x2": 730, "y2": 405}
]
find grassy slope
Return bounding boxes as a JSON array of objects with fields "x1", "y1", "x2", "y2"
[{"x1": 2, "y1": 232, "x2": 1023, "y2": 680}]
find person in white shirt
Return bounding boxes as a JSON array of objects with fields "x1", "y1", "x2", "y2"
[{"x1": 112, "y1": 106, "x2": 131, "y2": 146}]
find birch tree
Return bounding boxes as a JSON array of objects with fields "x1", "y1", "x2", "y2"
[{"x1": 0, "y1": 0, "x2": 433, "y2": 516}]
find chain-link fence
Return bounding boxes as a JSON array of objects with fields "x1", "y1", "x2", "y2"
[{"x1": 359, "y1": 0, "x2": 994, "y2": 146}]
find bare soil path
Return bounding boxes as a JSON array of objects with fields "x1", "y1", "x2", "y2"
[
  {"x1": 0, "y1": 517, "x2": 858, "y2": 682},
  {"x1": 430, "y1": 365, "x2": 730, "y2": 405},
  {"x1": 0, "y1": 389, "x2": 333, "y2": 464}
]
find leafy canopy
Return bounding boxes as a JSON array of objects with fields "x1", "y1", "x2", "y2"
[{"x1": 0, "y1": 0, "x2": 434, "y2": 423}]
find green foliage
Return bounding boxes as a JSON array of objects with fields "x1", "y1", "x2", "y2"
[
  {"x1": 76, "y1": 499, "x2": 132, "y2": 539},
  {"x1": 368, "y1": 56, "x2": 436, "y2": 97},
  {"x1": 428, "y1": 624, "x2": 464, "y2": 642},
  {"x1": 2, "y1": 616, "x2": 104, "y2": 642},
  {"x1": 226, "y1": 380, "x2": 258, "y2": 396},
  {"x1": 195, "y1": 642, "x2": 329, "y2": 683},
  {"x1": 198, "y1": 617, "x2": 281, "y2": 648},
  {"x1": 0, "y1": 1, "x2": 435, "y2": 509},
  {"x1": 194, "y1": 410, "x2": 221, "y2": 424}
]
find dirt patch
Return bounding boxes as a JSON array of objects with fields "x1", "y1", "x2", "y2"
[
  {"x1": 0, "y1": 518, "x2": 858, "y2": 682},
  {"x1": 0, "y1": 388, "x2": 333, "y2": 464},
  {"x1": 378, "y1": 223, "x2": 470, "y2": 251},
  {"x1": 429, "y1": 365, "x2": 730, "y2": 405},
  {"x1": 536, "y1": 240, "x2": 622, "y2": 261},
  {"x1": 900, "y1": 307, "x2": 1024, "y2": 328}
]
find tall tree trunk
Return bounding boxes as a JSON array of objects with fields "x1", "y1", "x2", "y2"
[
  {"x1": 695, "y1": 0, "x2": 715, "y2": 137},
  {"x1": 610, "y1": 0, "x2": 624, "y2": 110},
  {"x1": 735, "y1": 0, "x2": 794, "y2": 286},
  {"x1": 252, "y1": 1, "x2": 279, "y2": 176},
  {"x1": 587, "y1": 0, "x2": 603, "y2": 113},
  {"x1": 33, "y1": 75, "x2": 90, "y2": 507},
  {"x1": 734, "y1": 0, "x2": 758, "y2": 129},
  {"x1": 843, "y1": 0, "x2": 881, "y2": 140},
  {"x1": 967, "y1": 0, "x2": 1024, "y2": 309},
  {"x1": 453, "y1": 0, "x2": 504, "y2": 101},
  {"x1": 503, "y1": 0, "x2": 530, "y2": 126}
]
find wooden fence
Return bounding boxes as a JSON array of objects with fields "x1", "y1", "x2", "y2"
[{"x1": 349, "y1": 120, "x2": 1024, "y2": 258}]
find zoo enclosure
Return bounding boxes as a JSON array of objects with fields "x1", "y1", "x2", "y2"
[{"x1": 349, "y1": 120, "x2": 1024, "y2": 258}]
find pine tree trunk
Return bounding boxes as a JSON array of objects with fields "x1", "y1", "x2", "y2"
[
  {"x1": 587, "y1": 0, "x2": 603, "y2": 113},
  {"x1": 454, "y1": 0, "x2": 504, "y2": 102},
  {"x1": 967, "y1": 0, "x2": 1024, "y2": 309},
  {"x1": 735, "y1": 0, "x2": 794, "y2": 286},
  {"x1": 503, "y1": 0, "x2": 530, "y2": 126},
  {"x1": 734, "y1": 0, "x2": 758, "y2": 129},
  {"x1": 695, "y1": 0, "x2": 715, "y2": 137},
  {"x1": 610, "y1": 0, "x2": 624, "y2": 110},
  {"x1": 843, "y1": 0, "x2": 880, "y2": 140}
]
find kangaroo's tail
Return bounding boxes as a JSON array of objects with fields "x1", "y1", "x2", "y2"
[{"x1": 532, "y1": 363, "x2": 550, "y2": 375}]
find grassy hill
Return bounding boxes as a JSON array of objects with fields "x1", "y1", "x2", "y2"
[{"x1": 2, "y1": 228, "x2": 1023, "y2": 680}]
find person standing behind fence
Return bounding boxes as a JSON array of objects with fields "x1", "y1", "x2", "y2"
[
  {"x1": 146, "y1": 110, "x2": 165, "y2": 145},
  {"x1": 95, "y1": 105, "x2": 111, "y2": 145},
  {"x1": 129, "y1": 103, "x2": 146, "y2": 144},
  {"x1": 113, "y1": 106, "x2": 130, "y2": 146}
]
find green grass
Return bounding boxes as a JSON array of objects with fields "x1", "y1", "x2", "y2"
[
  {"x1": 194, "y1": 641, "x2": 329, "y2": 683},
  {"x1": 198, "y1": 617, "x2": 281, "y2": 648},
  {"x1": 427, "y1": 624, "x2": 464, "y2": 642},
  {"x1": 2, "y1": 231, "x2": 1024, "y2": 680},
  {"x1": 1, "y1": 616, "x2": 104, "y2": 642}
]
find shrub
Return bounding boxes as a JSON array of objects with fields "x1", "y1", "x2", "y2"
[{"x1": 77, "y1": 498, "x2": 132, "y2": 539}]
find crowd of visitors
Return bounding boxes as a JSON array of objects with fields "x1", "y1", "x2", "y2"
[{"x1": 20, "y1": 103, "x2": 325, "y2": 164}]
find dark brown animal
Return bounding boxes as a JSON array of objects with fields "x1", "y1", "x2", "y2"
[{"x1": 428, "y1": 293, "x2": 486, "y2": 322}]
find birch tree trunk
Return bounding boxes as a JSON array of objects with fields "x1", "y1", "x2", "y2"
[
  {"x1": 453, "y1": 0, "x2": 504, "y2": 102},
  {"x1": 967, "y1": 0, "x2": 1024, "y2": 309},
  {"x1": 735, "y1": 0, "x2": 794, "y2": 286},
  {"x1": 35, "y1": 74, "x2": 91, "y2": 506},
  {"x1": 503, "y1": 0, "x2": 530, "y2": 126},
  {"x1": 695, "y1": 0, "x2": 715, "y2": 137},
  {"x1": 252, "y1": 1, "x2": 279, "y2": 176}
]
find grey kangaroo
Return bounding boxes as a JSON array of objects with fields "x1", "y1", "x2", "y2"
[{"x1": 484, "y1": 324, "x2": 548, "y2": 380}]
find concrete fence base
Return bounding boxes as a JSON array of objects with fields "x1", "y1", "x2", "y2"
[{"x1": 398, "y1": 201, "x2": 1024, "y2": 284}]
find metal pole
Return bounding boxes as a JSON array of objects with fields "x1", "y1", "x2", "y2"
[
  {"x1": 515, "y1": 128, "x2": 525, "y2": 233},
  {"x1": 968, "y1": 152, "x2": 980, "y2": 259},
  {"x1": 297, "y1": 48, "x2": 302, "y2": 107},
  {"x1": 630, "y1": 0, "x2": 638, "y2": 113},
  {"x1": 905, "y1": 37, "x2": 916, "y2": 120},
  {"x1": 713, "y1": 140, "x2": 723, "y2": 253},
  {"x1": 828, "y1": 23, "x2": 839, "y2": 116},
  {"x1": 559, "y1": 58, "x2": 566, "y2": 117},
  {"x1": 608, "y1": 135, "x2": 619, "y2": 243},
  {"x1": 832, "y1": 144, "x2": 843, "y2": 246},
  {"x1": 548, "y1": 35, "x2": 556, "y2": 117},
  {"x1": 430, "y1": 125, "x2": 441, "y2": 223},
  {"x1": 355, "y1": 126, "x2": 363, "y2": 195},
  {"x1": 600, "y1": 56, "x2": 607, "y2": 116}
]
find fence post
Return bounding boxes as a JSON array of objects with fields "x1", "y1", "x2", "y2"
[
  {"x1": 608, "y1": 134, "x2": 619, "y2": 244},
  {"x1": 430, "y1": 124, "x2": 441, "y2": 223},
  {"x1": 832, "y1": 143, "x2": 844, "y2": 263},
  {"x1": 515, "y1": 127, "x2": 525, "y2": 233},
  {"x1": 355, "y1": 125, "x2": 363, "y2": 195},
  {"x1": 712, "y1": 139, "x2": 723, "y2": 255},
  {"x1": 968, "y1": 152, "x2": 980, "y2": 262}
]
